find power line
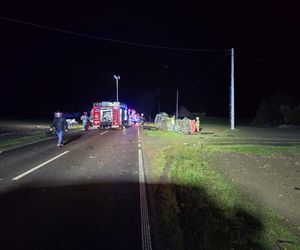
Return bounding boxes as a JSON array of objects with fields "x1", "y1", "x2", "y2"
[
  {"x1": 184, "y1": 52, "x2": 229, "y2": 92},
  {"x1": 0, "y1": 16, "x2": 228, "y2": 52},
  {"x1": 234, "y1": 54, "x2": 279, "y2": 67}
]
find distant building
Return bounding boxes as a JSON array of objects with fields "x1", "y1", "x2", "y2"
[{"x1": 177, "y1": 105, "x2": 191, "y2": 118}]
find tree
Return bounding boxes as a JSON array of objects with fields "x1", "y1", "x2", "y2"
[
  {"x1": 253, "y1": 99, "x2": 276, "y2": 126},
  {"x1": 254, "y1": 94, "x2": 300, "y2": 126}
]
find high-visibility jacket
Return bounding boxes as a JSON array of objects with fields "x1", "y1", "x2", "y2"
[
  {"x1": 196, "y1": 119, "x2": 200, "y2": 131},
  {"x1": 170, "y1": 116, "x2": 175, "y2": 124}
]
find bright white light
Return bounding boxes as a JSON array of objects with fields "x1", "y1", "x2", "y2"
[{"x1": 114, "y1": 75, "x2": 120, "y2": 80}]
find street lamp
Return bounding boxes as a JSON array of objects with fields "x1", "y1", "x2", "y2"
[{"x1": 114, "y1": 75, "x2": 120, "y2": 102}]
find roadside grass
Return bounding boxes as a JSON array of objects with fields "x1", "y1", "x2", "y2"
[
  {"x1": 0, "y1": 134, "x2": 48, "y2": 150},
  {"x1": 207, "y1": 144, "x2": 300, "y2": 158},
  {"x1": 0, "y1": 125, "x2": 81, "y2": 151},
  {"x1": 143, "y1": 129, "x2": 184, "y2": 138},
  {"x1": 150, "y1": 142, "x2": 300, "y2": 249},
  {"x1": 69, "y1": 124, "x2": 83, "y2": 130}
]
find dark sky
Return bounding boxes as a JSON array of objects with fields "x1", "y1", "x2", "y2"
[{"x1": 1, "y1": 1, "x2": 299, "y2": 119}]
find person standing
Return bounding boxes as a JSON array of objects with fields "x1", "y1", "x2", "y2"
[
  {"x1": 170, "y1": 115, "x2": 175, "y2": 131},
  {"x1": 50, "y1": 111, "x2": 68, "y2": 147},
  {"x1": 80, "y1": 112, "x2": 89, "y2": 131},
  {"x1": 196, "y1": 117, "x2": 200, "y2": 133}
]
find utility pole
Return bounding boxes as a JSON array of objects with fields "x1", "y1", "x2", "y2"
[
  {"x1": 176, "y1": 89, "x2": 179, "y2": 120},
  {"x1": 113, "y1": 75, "x2": 120, "y2": 102},
  {"x1": 230, "y1": 48, "x2": 235, "y2": 130}
]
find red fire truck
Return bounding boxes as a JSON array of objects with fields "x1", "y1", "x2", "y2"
[{"x1": 91, "y1": 101, "x2": 128, "y2": 129}]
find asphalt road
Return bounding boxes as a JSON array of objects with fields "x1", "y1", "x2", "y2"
[{"x1": 0, "y1": 126, "x2": 149, "y2": 250}]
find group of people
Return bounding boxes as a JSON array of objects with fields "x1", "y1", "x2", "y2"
[{"x1": 50, "y1": 111, "x2": 92, "y2": 147}]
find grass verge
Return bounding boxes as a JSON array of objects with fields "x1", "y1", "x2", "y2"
[
  {"x1": 207, "y1": 144, "x2": 300, "y2": 158},
  {"x1": 0, "y1": 134, "x2": 49, "y2": 151},
  {"x1": 0, "y1": 126, "x2": 81, "y2": 151},
  {"x1": 144, "y1": 129, "x2": 184, "y2": 138},
  {"x1": 150, "y1": 144, "x2": 300, "y2": 249}
]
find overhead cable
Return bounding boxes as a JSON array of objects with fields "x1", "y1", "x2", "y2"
[
  {"x1": 0, "y1": 16, "x2": 228, "y2": 52},
  {"x1": 184, "y1": 52, "x2": 229, "y2": 91},
  {"x1": 234, "y1": 54, "x2": 279, "y2": 67}
]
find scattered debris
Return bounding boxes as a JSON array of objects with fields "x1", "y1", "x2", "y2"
[
  {"x1": 175, "y1": 118, "x2": 192, "y2": 134},
  {"x1": 142, "y1": 125, "x2": 158, "y2": 131},
  {"x1": 154, "y1": 112, "x2": 199, "y2": 134},
  {"x1": 45, "y1": 128, "x2": 55, "y2": 136},
  {"x1": 277, "y1": 239, "x2": 295, "y2": 244},
  {"x1": 154, "y1": 112, "x2": 170, "y2": 130},
  {"x1": 66, "y1": 118, "x2": 78, "y2": 126}
]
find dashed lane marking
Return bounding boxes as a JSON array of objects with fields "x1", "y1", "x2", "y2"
[
  {"x1": 12, "y1": 151, "x2": 70, "y2": 181},
  {"x1": 100, "y1": 131, "x2": 109, "y2": 135}
]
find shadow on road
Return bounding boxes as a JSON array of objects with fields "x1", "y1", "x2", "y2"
[
  {"x1": 0, "y1": 181, "x2": 266, "y2": 250},
  {"x1": 64, "y1": 133, "x2": 83, "y2": 145}
]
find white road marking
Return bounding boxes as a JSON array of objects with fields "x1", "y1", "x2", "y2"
[
  {"x1": 100, "y1": 131, "x2": 109, "y2": 135},
  {"x1": 138, "y1": 143, "x2": 142, "y2": 148},
  {"x1": 138, "y1": 127, "x2": 152, "y2": 250},
  {"x1": 12, "y1": 151, "x2": 70, "y2": 180}
]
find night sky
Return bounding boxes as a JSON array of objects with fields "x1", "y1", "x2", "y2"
[{"x1": 1, "y1": 1, "x2": 299, "y2": 119}]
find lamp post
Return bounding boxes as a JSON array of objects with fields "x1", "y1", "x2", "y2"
[
  {"x1": 114, "y1": 75, "x2": 120, "y2": 102},
  {"x1": 230, "y1": 48, "x2": 235, "y2": 130},
  {"x1": 176, "y1": 89, "x2": 179, "y2": 120}
]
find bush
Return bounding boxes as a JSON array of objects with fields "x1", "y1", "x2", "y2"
[
  {"x1": 253, "y1": 99, "x2": 277, "y2": 126},
  {"x1": 290, "y1": 105, "x2": 300, "y2": 125},
  {"x1": 254, "y1": 94, "x2": 300, "y2": 126}
]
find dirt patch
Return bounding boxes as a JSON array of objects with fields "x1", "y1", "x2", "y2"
[{"x1": 214, "y1": 152, "x2": 300, "y2": 236}]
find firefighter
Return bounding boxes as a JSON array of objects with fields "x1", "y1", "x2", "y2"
[
  {"x1": 196, "y1": 117, "x2": 200, "y2": 132},
  {"x1": 80, "y1": 112, "x2": 89, "y2": 131},
  {"x1": 170, "y1": 115, "x2": 175, "y2": 131},
  {"x1": 50, "y1": 111, "x2": 68, "y2": 147}
]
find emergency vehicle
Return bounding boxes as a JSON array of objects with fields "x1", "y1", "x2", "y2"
[
  {"x1": 91, "y1": 101, "x2": 128, "y2": 129},
  {"x1": 128, "y1": 109, "x2": 144, "y2": 125},
  {"x1": 128, "y1": 108, "x2": 137, "y2": 124}
]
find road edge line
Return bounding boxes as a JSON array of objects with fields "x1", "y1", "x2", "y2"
[{"x1": 138, "y1": 127, "x2": 152, "y2": 250}]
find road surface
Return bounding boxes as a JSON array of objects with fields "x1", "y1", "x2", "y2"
[{"x1": 0, "y1": 126, "x2": 152, "y2": 249}]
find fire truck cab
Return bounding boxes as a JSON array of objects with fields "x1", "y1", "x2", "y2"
[{"x1": 92, "y1": 101, "x2": 128, "y2": 129}]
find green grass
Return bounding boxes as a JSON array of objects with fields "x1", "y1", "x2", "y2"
[
  {"x1": 151, "y1": 144, "x2": 300, "y2": 249},
  {"x1": 0, "y1": 125, "x2": 83, "y2": 151},
  {"x1": 0, "y1": 134, "x2": 48, "y2": 150},
  {"x1": 68, "y1": 124, "x2": 83, "y2": 130},
  {"x1": 208, "y1": 144, "x2": 300, "y2": 158},
  {"x1": 143, "y1": 129, "x2": 184, "y2": 138}
]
